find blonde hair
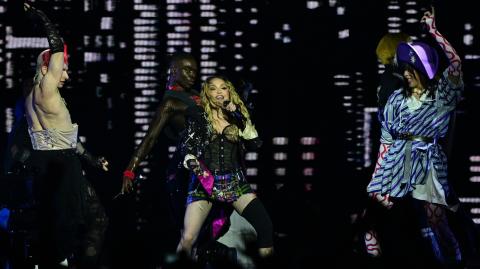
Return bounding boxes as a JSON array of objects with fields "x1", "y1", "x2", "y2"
[
  {"x1": 200, "y1": 76, "x2": 251, "y2": 127},
  {"x1": 376, "y1": 33, "x2": 412, "y2": 65}
]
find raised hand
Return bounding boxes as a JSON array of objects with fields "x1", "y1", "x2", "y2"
[
  {"x1": 421, "y1": 6, "x2": 462, "y2": 78},
  {"x1": 421, "y1": 6, "x2": 436, "y2": 32},
  {"x1": 24, "y1": 2, "x2": 64, "y2": 53},
  {"x1": 24, "y1": 2, "x2": 48, "y2": 20}
]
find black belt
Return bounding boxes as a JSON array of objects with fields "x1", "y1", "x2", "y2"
[
  {"x1": 397, "y1": 133, "x2": 434, "y2": 143},
  {"x1": 397, "y1": 133, "x2": 435, "y2": 186}
]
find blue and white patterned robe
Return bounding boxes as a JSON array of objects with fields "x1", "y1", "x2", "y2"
[{"x1": 367, "y1": 68, "x2": 463, "y2": 206}]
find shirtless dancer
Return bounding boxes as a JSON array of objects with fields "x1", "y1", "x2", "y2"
[{"x1": 24, "y1": 3, "x2": 107, "y2": 268}]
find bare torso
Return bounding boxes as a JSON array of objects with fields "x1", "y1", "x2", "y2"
[{"x1": 25, "y1": 83, "x2": 74, "y2": 131}]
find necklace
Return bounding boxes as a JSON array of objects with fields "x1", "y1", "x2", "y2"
[{"x1": 412, "y1": 87, "x2": 425, "y2": 99}]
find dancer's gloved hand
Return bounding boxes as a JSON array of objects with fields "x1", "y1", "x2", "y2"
[
  {"x1": 76, "y1": 142, "x2": 109, "y2": 171},
  {"x1": 24, "y1": 2, "x2": 64, "y2": 53},
  {"x1": 81, "y1": 151, "x2": 109, "y2": 171},
  {"x1": 24, "y1": 2, "x2": 47, "y2": 19}
]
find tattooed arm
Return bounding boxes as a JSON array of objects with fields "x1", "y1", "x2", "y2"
[{"x1": 422, "y1": 7, "x2": 462, "y2": 82}]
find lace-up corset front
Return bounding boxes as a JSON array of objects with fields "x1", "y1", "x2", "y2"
[{"x1": 204, "y1": 124, "x2": 240, "y2": 172}]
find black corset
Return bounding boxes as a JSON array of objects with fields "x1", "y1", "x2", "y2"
[{"x1": 204, "y1": 126, "x2": 241, "y2": 172}]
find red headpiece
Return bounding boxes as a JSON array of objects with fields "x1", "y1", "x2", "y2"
[{"x1": 41, "y1": 43, "x2": 69, "y2": 67}]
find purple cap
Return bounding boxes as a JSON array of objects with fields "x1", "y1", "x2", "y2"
[{"x1": 396, "y1": 41, "x2": 439, "y2": 79}]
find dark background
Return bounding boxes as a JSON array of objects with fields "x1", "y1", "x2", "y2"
[{"x1": 1, "y1": 0, "x2": 480, "y2": 268}]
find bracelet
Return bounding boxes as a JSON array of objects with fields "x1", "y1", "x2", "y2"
[{"x1": 123, "y1": 170, "x2": 135, "y2": 181}]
